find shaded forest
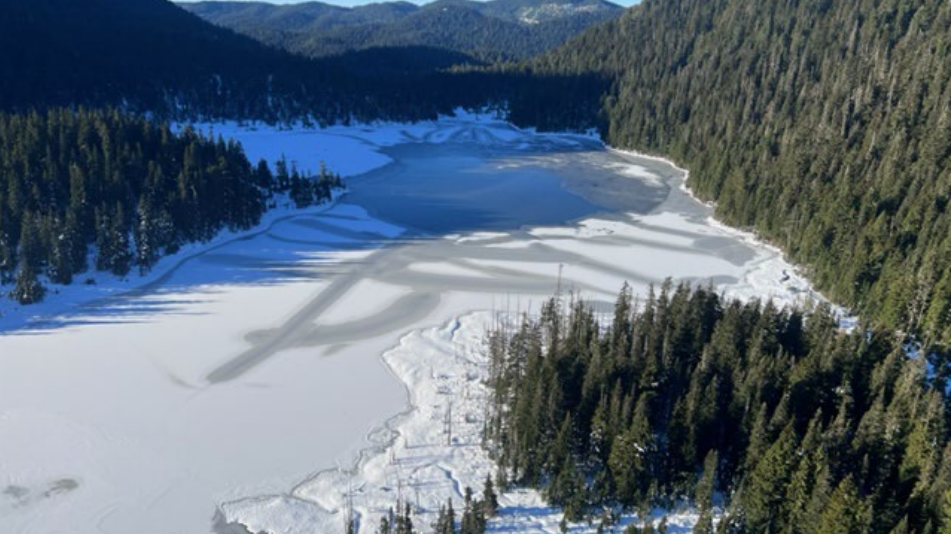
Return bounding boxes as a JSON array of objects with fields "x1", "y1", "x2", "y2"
[
  {"x1": 182, "y1": 0, "x2": 622, "y2": 63},
  {"x1": 0, "y1": 0, "x2": 477, "y2": 123}
]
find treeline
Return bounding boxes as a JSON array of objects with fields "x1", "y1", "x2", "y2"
[
  {"x1": 0, "y1": 0, "x2": 477, "y2": 124},
  {"x1": 361, "y1": 477, "x2": 499, "y2": 534},
  {"x1": 1, "y1": 0, "x2": 611, "y2": 126},
  {"x1": 236, "y1": 7, "x2": 619, "y2": 64},
  {"x1": 183, "y1": 0, "x2": 622, "y2": 64},
  {"x1": 521, "y1": 0, "x2": 951, "y2": 345},
  {"x1": 485, "y1": 283, "x2": 951, "y2": 533},
  {"x1": 0, "y1": 109, "x2": 342, "y2": 304}
]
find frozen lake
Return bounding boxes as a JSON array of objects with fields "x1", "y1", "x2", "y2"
[{"x1": 0, "y1": 116, "x2": 824, "y2": 534}]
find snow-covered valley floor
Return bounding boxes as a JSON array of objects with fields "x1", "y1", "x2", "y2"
[{"x1": 0, "y1": 112, "x2": 838, "y2": 534}]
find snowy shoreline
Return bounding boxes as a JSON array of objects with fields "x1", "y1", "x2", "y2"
[
  {"x1": 222, "y1": 312, "x2": 707, "y2": 534},
  {"x1": 0, "y1": 192, "x2": 348, "y2": 333},
  {"x1": 1, "y1": 112, "x2": 840, "y2": 534},
  {"x1": 609, "y1": 144, "x2": 852, "y2": 323},
  {"x1": 217, "y1": 123, "x2": 837, "y2": 534}
]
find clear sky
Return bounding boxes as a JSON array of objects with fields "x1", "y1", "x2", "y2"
[{"x1": 178, "y1": 0, "x2": 641, "y2": 8}]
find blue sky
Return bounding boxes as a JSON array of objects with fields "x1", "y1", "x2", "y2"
[{"x1": 179, "y1": 0, "x2": 640, "y2": 8}]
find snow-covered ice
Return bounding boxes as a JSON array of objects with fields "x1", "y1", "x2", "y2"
[
  {"x1": 0, "y1": 111, "x2": 825, "y2": 534},
  {"x1": 223, "y1": 312, "x2": 715, "y2": 534}
]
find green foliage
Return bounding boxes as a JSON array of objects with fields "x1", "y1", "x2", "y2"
[
  {"x1": 0, "y1": 109, "x2": 342, "y2": 301},
  {"x1": 183, "y1": 0, "x2": 623, "y2": 64},
  {"x1": 815, "y1": 476, "x2": 872, "y2": 534},
  {"x1": 518, "y1": 0, "x2": 951, "y2": 344},
  {"x1": 378, "y1": 508, "x2": 394, "y2": 534},
  {"x1": 739, "y1": 424, "x2": 798, "y2": 532},
  {"x1": 942, "y1": 490, "x2": 951, "y2": 534},
  {"x1": 11, "y1": 215, "x2": 45, "y2": 304},
  {"x1": 695, "y1": 450, "x2": 717, "y2": 513},
  {"x1": 459, "y1": 485, "x2": 490, "y2": 534},
  {"x1": 485, "y1": 284, "x2": 951, "y2": 533}
]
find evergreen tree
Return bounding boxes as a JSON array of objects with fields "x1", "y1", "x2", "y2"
[
  {"x1": 695, "y1": 450, "x2": 717, "y2": 511},
  {"x1": 482, "y1": 474, "x2": 499, "y2": 517},
  {"x1": 135, "y1": 196, "x2": 158, "y2": 273},
  {"x1": 815, "y1": 476, "x2": 871, "y2": 534},
  {"x1": 394, "y1": 502, "x2": 415, "y2": 534},
  {"x1": 46, "y1": 216, "x2": 72, "y2": 285},
  {"x1": 11, "y1": 214, "x2": 45, "y2": 304},
  {"x1": 109, "y1": 202, "x2": 132, "y2": 276},
  {"x1": 941, "y1": 490, "x2": 951, "y2": 534},
  {"x1": 379, "y1": 509, "x2": 394, "y2": 534},
  {"x1": 738, "y1": 424, "x2": 799, "y2": 532},
  {"x1": 434, "y1": 499, "x2": 456, "y2": 534},
  {"x1": 693, "y1": 512, "x2": 713, "y2": 534},
  {"x1": 485, "y1": 285, "x2": 950, "y2": 534}
]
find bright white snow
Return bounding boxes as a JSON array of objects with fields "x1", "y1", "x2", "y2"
[
  {"x1": 0, "y1": 111, "x2": 828, "y2": 534},
  {"x1": 225, "y1": 313, "x2": 712, "y2": 534}
]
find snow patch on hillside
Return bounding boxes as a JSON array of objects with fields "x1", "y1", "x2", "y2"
[{"x1": 519, "y1": 3, "x2": 609, "y2": 25}]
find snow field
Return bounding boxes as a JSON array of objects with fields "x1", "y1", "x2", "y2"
[
  {"x1": 224, "y1": 312, "x2": 713, "y2": 534},
  {"x1": 0, "y1": 111, "x2": 827, "y2": 534},
  {"x1": 0, "y1": 201, "x2": 409, "y2": 534}
]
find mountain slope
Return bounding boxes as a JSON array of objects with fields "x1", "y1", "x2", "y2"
[
  {"x1": 0, "y1": 0, "x2": 333, "y2": 116},
  {"x1": 528, "y1": 0, "x2": 951, "y2": 342},
  {"x1": 468, "y1": 0, "x2": 619, "y2": 25},
  {"x1": 180, "y1": 0, "x2": 623, "y2": 61},
  {"x1": 182, "y1": 1, "x2": 418, "y2": 32},
  {"x1": 0, "y1": 0, "x2": 470, "y2": 121}
]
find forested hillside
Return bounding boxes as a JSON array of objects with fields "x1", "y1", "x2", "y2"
[
  {"x1": 522, "y1": 0, "x2": 951, "y2": 345},
  {"x1": 486, "y1": 285, "x2": 951, "y2": 533},
  {"x1": 182, "y1": 0, "x2": 622, "y2": 62},
  {"x1": 181, "y1": 0, "x2": 418, "y2": 33},
  {"x1": 0, "y1": 109, "x2": 341, "y2": 304},
  {"x1": 0, "y1": 0, "x2": 609, "y2": 122},
  {"x1": 0, "y1": 0, "x2": 470, "y2": 122},
  {"x1": 10, "y1": 0, "x2": 951, "y2": 344}
]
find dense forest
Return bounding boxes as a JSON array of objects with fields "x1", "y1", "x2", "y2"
[
  {"x1": 6, "y1": 0, "x2": 951, "y2": 531},
  {"x1": 485, "y1": 283, "x2": 951, "y2": 533},
  {"x1": 0, "y1": 0, "x2": 481, "y2": 123},
  {"x1": 182, "y1": 0, "x2": 622, "y2": 63},
  {"x1": 512, "y1": 0, "x2": 951, "y2": 345},
  {"x1": 0, "y1": 0, "x2": 611, "y2": 122},
  {"x1": 0, "y1": 109, "x2": 341, "y2": 304}
]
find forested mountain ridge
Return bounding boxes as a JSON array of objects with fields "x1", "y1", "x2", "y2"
[
  {"x1": 520, "y1": 0, "x2": 951, "y2": 345},
  {"x1": 181, "y1": 0, "x2": 623, "y2": 62},
  {"x1": 0, "y1": 0, "x2": 467, "y2": 122},
  {"x1": 180, "y1": 1, "x2": 418, "y2": 34},
  {"x1": 0, "y1": 0, "x2": 608, "y2": 121},
  {"x1": 0, "y1": 0, "x2": 305, "y2": 115}
]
